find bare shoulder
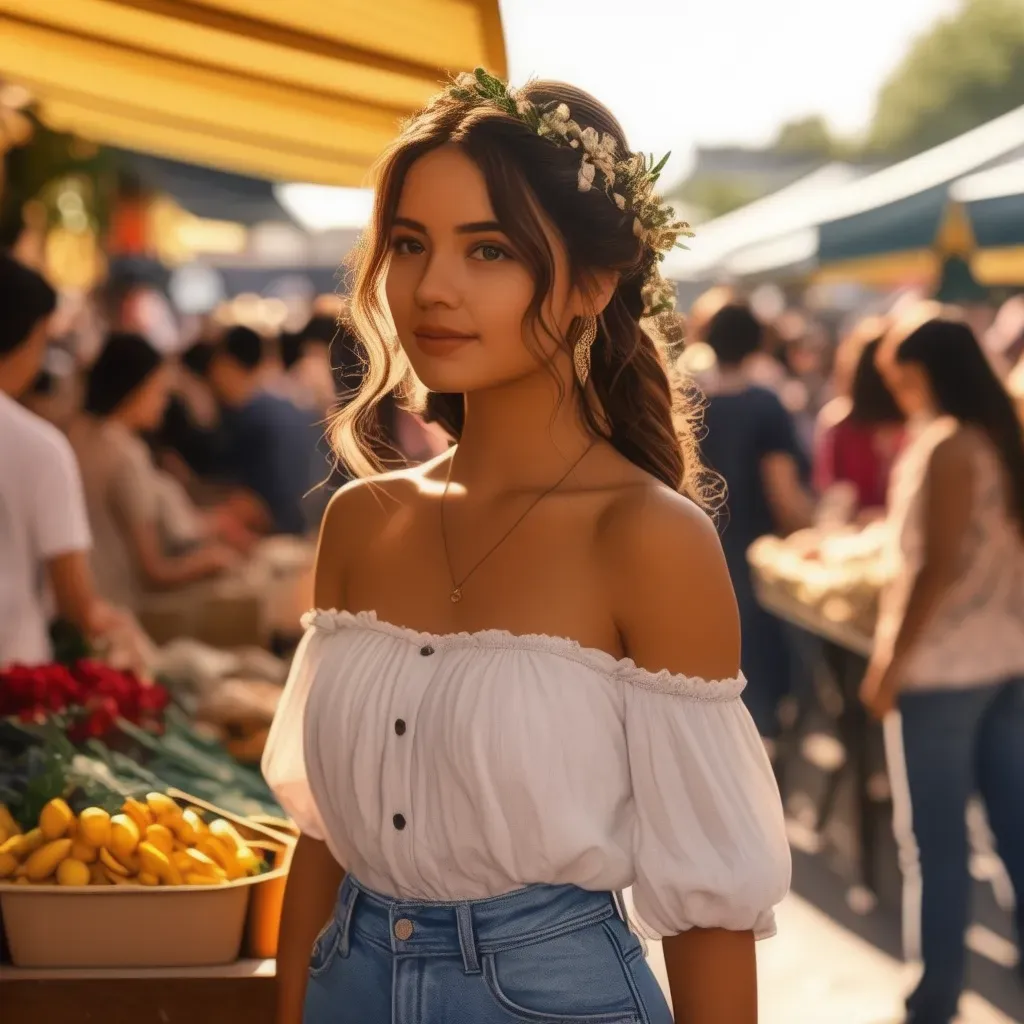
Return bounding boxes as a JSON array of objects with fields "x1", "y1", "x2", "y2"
[
  {"x1": 314, "y1": 452, "x2": 450, "y2": 608},
  {"x1": 927, "y1": 424, "x2": 977, "y2": 482},
  {"x1": 598, "y1": 479, "x2": 740, "y2": 682}
]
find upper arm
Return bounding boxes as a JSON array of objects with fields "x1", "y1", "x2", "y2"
[
  {"x1": 922, "y1": 433, "x2": 975, "y2": 580},
  {"x1": 755, "y1": 392, "x2": 800, "y2": 460},
  {"x1": 46, "y1": 549, "x2": 102, "y2": 630},
  {"x1": 110, "y1": 446, "x2": 160, "y2": 530},
  {"x1": 607, "y1": 488, "x2": 740, "y2": 682}
]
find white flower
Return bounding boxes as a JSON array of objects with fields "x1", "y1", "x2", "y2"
[
  {"x1": 454, "y1": 72, "x2": 478, "y2": 91},
  {"x1": 516, "y1": 97, "x2": 533, "y2": 116},
  {"x1": 578, "y1": 160, "x2": 597, "y2": 192},
  {"x1": 578, "y1": 128, "x2": 617, "y2": 184},
  {"x1": 539, "y1": 103, "x2": 572, "y2": 138},
  {"x1": 613, "y1": 193, "x2": 627, "y2": 210}
]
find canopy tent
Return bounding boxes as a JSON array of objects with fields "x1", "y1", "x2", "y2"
[
  {"x1": 665, "y1": 105, "x2": 1024, "y2": 291},
  {"x1": 0, "y1": 0, "x2": 506, "y2": 187},
  {"x1": 114, "y1": 150, "x2": 295, "y2": 224},
  {"x1": 662, "y1": 163, "x2": 867, "y2": 284},
  {"x1": 816, "y1": 105, "x2": 1024, "y2": 265},
  {"x1": 951, "y1": 158, "x2": 1024, "y2": 249}
]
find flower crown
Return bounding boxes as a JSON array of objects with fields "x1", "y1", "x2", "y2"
[{"x1": 443, "y1": 68, "x2": 692, "y2": 317}]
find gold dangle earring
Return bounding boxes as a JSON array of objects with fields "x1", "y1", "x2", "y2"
[{"x1": 573, "y1": 316, "x2": 597, "y2": 387}]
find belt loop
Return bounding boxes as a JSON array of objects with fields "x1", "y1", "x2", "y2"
[
  {"x1": 612, "y1": 890, "x2": 627, "y2": 923},
  {"x1": 337, "y1": 877, "x2": 359, "y2": 958},
  {"x1": 455, "y1": 902, "x2": 481, "y2": 975}
]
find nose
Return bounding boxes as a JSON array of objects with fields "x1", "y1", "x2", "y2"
[{"x1": 413, "y1": 245, "x2": 463, "y2": 310}]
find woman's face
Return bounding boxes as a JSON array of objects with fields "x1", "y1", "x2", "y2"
[
  {"x1": 385, "y1": 145, "x2": 575, "y2": 395},
  {"x1": 879, "y1": 357, "x2": 935, "y2": 419}
]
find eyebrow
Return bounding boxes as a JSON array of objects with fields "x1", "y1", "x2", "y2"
[{"x1": 392, "y1": 217, "x2": 505, "y2": 235}]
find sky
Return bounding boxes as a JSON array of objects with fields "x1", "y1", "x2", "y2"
[
  {"x1": 501, "y1": 0, "x2": 959, "y2": 185},
  {"x1": 278, "y1": 0, "x2": 959, "y2": 228}
]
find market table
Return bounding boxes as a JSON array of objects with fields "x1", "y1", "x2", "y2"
[
  {"x1": 0, "y1": 960, "x2": 276, "y2": 1024},
  {"x1": 754, "y1": 581, "x2": 886, "y2": 896}
]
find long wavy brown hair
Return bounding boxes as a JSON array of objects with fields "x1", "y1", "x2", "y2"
[{"x1": 331, "y1": 78, "x2": 716, "y2": 506}]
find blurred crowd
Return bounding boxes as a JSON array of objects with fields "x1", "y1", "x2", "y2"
[
  {"x1": 681, "y1": 285, "x2": 1024, "y2": 1023},
  {"x1": 679, "y1": 284, "x2": 1024, "y2": 739},
  {"x1": 0, "y1": 256, "x2": 448, "y2": 667}
]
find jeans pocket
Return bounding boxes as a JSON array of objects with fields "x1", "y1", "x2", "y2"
[
  {"x1": 480, "y1": 924, "x2": 641, "y2": 1024},
  {"x1": 308, "y1": 918, "x2": 341, "y2": 979}
]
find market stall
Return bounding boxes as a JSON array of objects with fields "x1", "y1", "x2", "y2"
[
  {"x1": 748, "y1": 525, "x2": 890, "y2": 895},
  {"x1": 0, "y1": 616, "x2": 302, "y2": 1021},
  {"x1": 0, "y1": 0, "x2": 507, "y2": 186}
]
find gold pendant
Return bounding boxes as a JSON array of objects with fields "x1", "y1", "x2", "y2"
[{"x1": 450, "y1": 587, "x2": 463, "y2": 603}]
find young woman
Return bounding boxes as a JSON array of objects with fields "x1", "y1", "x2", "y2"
[
  {"x1": 862, "y1": 310, "x2": 1024, "y2": 1024},
  {"x1": 263, "y1": 70, "x2": 790, "y2": 1024},
  {"x1": 69, "y1": 332, "x2": 238, "y2": 609},
  {"x1": 814, "y1": 331, "x2": 904, "y2": 516}
]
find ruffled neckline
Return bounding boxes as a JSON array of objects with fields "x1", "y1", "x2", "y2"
[{"x1": 301, "y1": 609, "x2": 745, "y2": 702}]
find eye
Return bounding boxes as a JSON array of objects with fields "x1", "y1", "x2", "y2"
[
  {"x1": 470, "y1": 243, "x2": 511, "y2": 262},
  {"x1": 392, "y1": 236, "x2": 425, "y2": 256}
]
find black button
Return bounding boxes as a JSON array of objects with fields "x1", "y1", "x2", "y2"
[
  {"x1": 394, "y1": 719, "x2": 406, "y2": 736},
  {"x1": 419, "y1": 645, "x2": 434, "y2": 656},
  {"x1": 393, "y1": 813, "x2": 406, "y2": 830}
]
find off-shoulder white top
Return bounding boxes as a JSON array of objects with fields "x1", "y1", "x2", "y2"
[{"x1": 261, "y1": 610, "x2": 791, "y2": 939}]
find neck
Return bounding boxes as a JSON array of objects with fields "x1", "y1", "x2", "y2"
[
  {"x1": 0, "y1": 363, "x2": 24, "y2": 399},
  {"x1": 452, "y1": 369, "x2": 594, "y2": 490},
  {"x1": 225, "y1": 372, "x2": 263, "y2": 408}
]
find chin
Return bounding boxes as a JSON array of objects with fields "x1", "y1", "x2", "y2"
[{"x1": 403, "y1": 346, "x2": 489, "y2": 395}]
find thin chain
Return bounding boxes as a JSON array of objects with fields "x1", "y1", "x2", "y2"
[{"x1": 440, "y1": 443, "x2": 595, "y2": 603}]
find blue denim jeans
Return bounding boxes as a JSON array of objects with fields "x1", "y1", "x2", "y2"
[
  {"x1": 886, "y1": 678, "x2": 1024, "y2": 1024},
  {"x1": 303, "y1": 876, "x2": 673, "y2": 1024}
]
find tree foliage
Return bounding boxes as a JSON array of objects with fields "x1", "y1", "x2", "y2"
[
  {"x1": 773, "y1": 116, "x2": 835, "y2": 157},
  {"x1": 866, "y1": 0, "x2": 1024, "y2": 158}
]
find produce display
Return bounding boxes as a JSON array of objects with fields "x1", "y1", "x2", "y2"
[
  {"x1": 0, "y1": 656, "x2": 282, "y2": 821},
  {"x1": 747, "y1": 522, "x2": 894, "y2": 639},
  {"x1": 0, "y1": 793, "x2": 266, "y2": 888}
]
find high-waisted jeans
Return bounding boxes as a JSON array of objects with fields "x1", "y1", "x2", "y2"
[{"x1": 303, "y1": 875, "x2": 674, "y2": 1024}]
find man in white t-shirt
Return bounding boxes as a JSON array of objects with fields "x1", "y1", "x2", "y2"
[{"x1": 0, "y1": 255, "x2": 113, "y2": 667}]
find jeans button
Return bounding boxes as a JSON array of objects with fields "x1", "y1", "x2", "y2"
[
  {"x1": 395, "y1": 719, "x2": 406, "y2": 736},
  {"x1": 394, "y1": 918, "x2": 414, "y2": 940},
  {"x1": 393, "y1": 813, "x2": 406, "y2": 830},
  {"x1": 419, "y1": 645, "x2": 434, "y2": 656}
]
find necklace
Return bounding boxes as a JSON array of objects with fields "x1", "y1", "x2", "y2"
[{"x1": 440, "y1": 443, "x2": 595, "y2": 603}]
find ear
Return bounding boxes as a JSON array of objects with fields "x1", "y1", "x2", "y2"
[{"x1": 570, "y1": 270, "x2": 620, "y2": 320}]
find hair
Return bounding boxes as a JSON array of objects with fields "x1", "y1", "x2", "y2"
[
  {"x1": 220, "y1": 325, "x2": 263, "y2": 370},
  {"x1": 832, "y1": 315, "x2": 889, "y2": 399},
  {"x1": 848, "y1": 337, "x2": 903, "y2": 425},
  {"x1": 279, "y1": 330, "x2": 304, "y2": 370},
  {"x1": 181, "y1": 339, "x2": 215, "y2": 377},
  {"x1": 330, "y1": 79, "x2": 714, "y2": 502},
  {"x1": 704, "y1": 302, "x2": 763, "y2": 368},
  {"x1": 302, "y1": 313, "x2": 340, "y2": 347},
  {"x1": 0, "y1": 254, "x2": 57, "y2": 356},
  {"x1": 85, "y1": 332, "x2": 162, "y2": 416},
  {"x1": 893, "y1": 315, "x2": 1024, "y2": 533}
]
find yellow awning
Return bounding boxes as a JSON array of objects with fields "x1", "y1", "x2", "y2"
[{"x1": 0, "y1": 0, "x2": 505, "y2": 186}]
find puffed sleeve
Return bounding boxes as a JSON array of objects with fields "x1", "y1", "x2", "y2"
[
  {"x1": 623, "y1": 674, "x2": 791, "y2": 939},
  {"x1": 261, "y1": 619, "x2": 330, "y2": 841}
]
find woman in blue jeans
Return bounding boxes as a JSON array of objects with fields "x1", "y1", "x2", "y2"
[
  {"x1": 262, "y1": 71, "x2": 790, "y2": 1024},
  {"x1": 861, "y1": 310, "x2": 1024, "y2": 1024}
]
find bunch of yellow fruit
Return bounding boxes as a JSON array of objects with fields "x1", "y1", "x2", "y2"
[{"x1": 0, "y1": 795, "x2": 263, "y2": 887}]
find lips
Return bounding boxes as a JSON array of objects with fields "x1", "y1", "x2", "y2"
[{"x1": 413, "y1": 327, "x2": 478, "y2": 341}]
